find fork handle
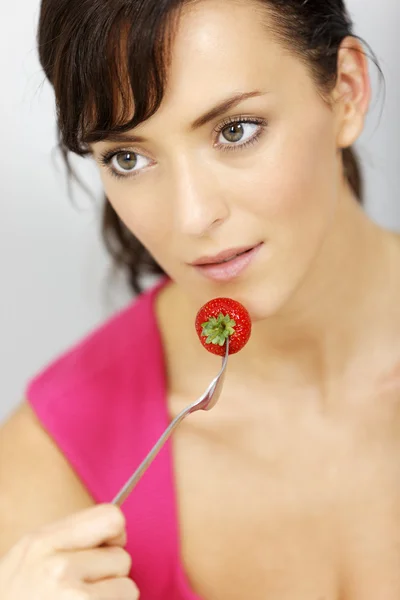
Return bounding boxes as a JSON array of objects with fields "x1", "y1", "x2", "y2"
[
  {"x1": 111, "y1": 343, "x2": 227, "y2": 506},
  {"x1": 111, "y1": 401, "x2": 196, "y2": 506}
]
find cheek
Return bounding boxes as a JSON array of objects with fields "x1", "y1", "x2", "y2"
[
  {"x1": 238, "y1": 112, "x2": 338, "y2": 232},
  {"x1": 101, "y1": 177, "x2": 172, "y2": 249}
]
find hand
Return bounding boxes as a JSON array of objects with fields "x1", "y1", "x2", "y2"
[{"x1": 0, "y1": 504, "x2": 139, "y2": 599}]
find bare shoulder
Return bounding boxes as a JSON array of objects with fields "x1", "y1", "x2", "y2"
[{"x1": 0, "y1": 401, "x2": 94, "y2": 556}]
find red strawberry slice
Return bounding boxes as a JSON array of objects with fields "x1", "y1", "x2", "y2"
[{"x1": 195, "y1": 297, "x2": 252, "y2": 356}]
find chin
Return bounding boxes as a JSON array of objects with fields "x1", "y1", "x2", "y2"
[
  {"x1": 234, "y1": 286, "x2": 293, "y2": 322},
  {"x1": 191, "y1": 276, "x2": 295, "y2": 322}
]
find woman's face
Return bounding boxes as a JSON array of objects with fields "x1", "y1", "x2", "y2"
[{"x1": 91, "y1": 0, "x2": 355, "y2": 318}]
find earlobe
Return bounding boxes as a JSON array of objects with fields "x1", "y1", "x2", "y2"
[{"x1": 334, "y1": 36, "x2": 371, "y2": 149}]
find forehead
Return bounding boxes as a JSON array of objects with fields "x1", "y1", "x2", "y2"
[{"x1": 163, "y1": 1, "x2": 282, "y2": 102}]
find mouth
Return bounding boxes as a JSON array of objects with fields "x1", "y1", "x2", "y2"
[
  {"x1": 192, "y1": 243, "x2": 262, "y2": 266},
  {"x1": 191, "y1": 242, "x2": 264, "y2": 282}
]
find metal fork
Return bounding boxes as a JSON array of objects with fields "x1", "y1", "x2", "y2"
[{"x1": 111, "y1": 338, "x2": 230, "y2": 506}]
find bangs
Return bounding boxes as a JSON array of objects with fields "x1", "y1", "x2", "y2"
[{"x1": 39, "y1": 0, "x2": 183, "y2": 155}]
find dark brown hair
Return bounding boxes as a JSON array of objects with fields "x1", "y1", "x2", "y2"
[{"x1": 37, "y1": 0, "x2": 373, "y2": 293}]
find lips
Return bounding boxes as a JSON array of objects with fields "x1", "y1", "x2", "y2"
[
  {"x1": 191, "y1": 243, "x2": 264, "y2": 283},
  {"x1": 191, "y1": 244, "x2": 260, "y2": 266}
]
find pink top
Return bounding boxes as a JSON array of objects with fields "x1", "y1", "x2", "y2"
[{"x1": 26, "y1": 278, "x2": 201, "y2": 600}]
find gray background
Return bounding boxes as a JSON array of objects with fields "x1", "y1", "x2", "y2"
[{"x1": 0, "y1": 0, "x2": 399, "y2": 421}]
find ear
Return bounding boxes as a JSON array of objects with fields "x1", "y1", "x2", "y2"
[{"x1": 332, "y1": 36, "x2": 371, "y2": 149}]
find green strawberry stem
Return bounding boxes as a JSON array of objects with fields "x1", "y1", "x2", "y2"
[{"x1": 201, "y1": 313, "x2": 236, "y2": 346}]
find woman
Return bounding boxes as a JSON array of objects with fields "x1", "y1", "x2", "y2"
[{"x1": 1, "y1": 0, "x2": 400, "y2": 598}]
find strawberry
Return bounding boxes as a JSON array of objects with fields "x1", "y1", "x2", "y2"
[{"x1": 195, "y1": 297, "x2": 252, "y2": 356}]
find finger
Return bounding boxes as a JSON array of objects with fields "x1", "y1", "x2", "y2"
[
  {"x1": 25, "y1": 504, "x2": 126, "y2": 554},
  {"x1": 102, "y1": 531, "x2": 127, "y2": 548},
  {"x1": 102, "y1": 529, "x2": 127, "y2": 548},
  {"x1": 88, "y1": 576, "x2": 140, "y2": 599},
  {"x1": 46, "y1": 546, "x2": 132, "y2": 582}
]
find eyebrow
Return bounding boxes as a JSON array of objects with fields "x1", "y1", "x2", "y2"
[
  {"x1": 190, "y1": 90, "x2": 266, "y2": 129},
  {"x1": 93, "y1": 90, "x2": 266, "y2": 145}
]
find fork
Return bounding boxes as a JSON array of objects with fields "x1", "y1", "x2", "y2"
[{"x1": 111, "y1": 338, "x2": 230, "y2": 506}]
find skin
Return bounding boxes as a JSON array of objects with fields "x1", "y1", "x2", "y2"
[{"x1": 1, "y1": 0, "x2": 400, "y2": 599}]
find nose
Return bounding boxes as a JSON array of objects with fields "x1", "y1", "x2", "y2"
[{"x1": 170, "y1": 154, "x2": 230, "y2": 238}]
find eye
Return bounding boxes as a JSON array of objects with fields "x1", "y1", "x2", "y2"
[
  {"x1": 99, "y1": 149, "x2": 154, "y2": 179},
  {"x1": 114, "y1": 151, "x2": 138, "y2": 171},
  {"x1": 110, "y1": 151, "x2": 152, "y2": 175},
  {"x1": 214, "y1": 117, "x2": 267, "y2": 152},
  {"x1": 218, "y1": 121, "x2": 260, "y2": 145}
]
